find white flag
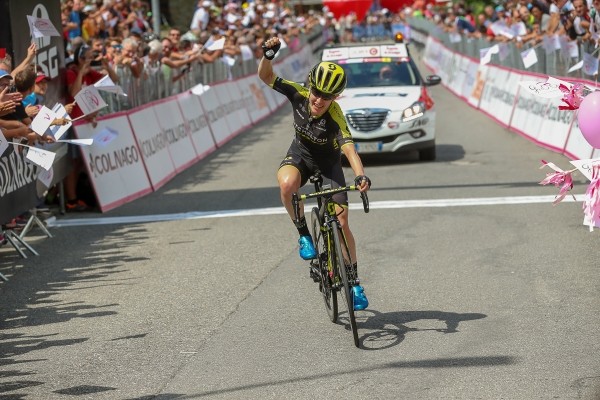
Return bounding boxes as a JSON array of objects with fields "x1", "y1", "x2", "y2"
[
  {"x1": 568, "y1": 60, "x2": 584, "y2": 73},
  {"x1": 521, "y1": 48, "x2": 538, "y2": 69},
  {"x1": 583, "y1": 52, "x2": 599, "y2": 76},
  {"x1": 94, "y1": 74, "x2": 126, "y2": 96},
  {"x1": 26, "y1": 15, "x2": 61, "y2": 38},
  {"x1": 0, "y1": 129, "x2": 8, "y2": 156},
  {"x1": 518, "y1": 80, "x2": 563, "y2": 98},
  {"x1": 479, "y1": 45, "x2": 499, "y2": 65},
  {"x1": 570, "y1": 158, "x2": 600, "y2": 181},
  {"x1": 37, "y1": 166, "x2": 54, "y2": 188},
  {"x1": 26, "y1": 146, "x2": 55, "y2": 171},
  {"x1": 207, "y1": 37, "x2": 225, "y2": 51},
  {"x1": 57, "y1": 138, "x2": 94, "y2": 146},
  {"x1": 239, "y1": 44, "x2": 254, "y2": 61},
  {"x1": 31, "y1": 105, "x2": 57, "y2": 136},
  {"x1": 74, "y1": 86, "x2": 107, "y2": 117},
  {"x1": 49, "y1": 103, "x2": 72, "y2": 140}
]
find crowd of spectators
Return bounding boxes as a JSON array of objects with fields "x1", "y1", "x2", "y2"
[
  {"x1": 414, "y1": 0, "x2": 600, "y2": 50},
  {"x1": 0, "y1": 0, "x2": 338, "y2": 223},
  {"x1": 58, "y1": 0, "x2": 327, "y2": 96}
]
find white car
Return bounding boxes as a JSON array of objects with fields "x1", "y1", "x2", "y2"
[{"x1": 322, "y1": 42, "x2": 441, "y2": 161}]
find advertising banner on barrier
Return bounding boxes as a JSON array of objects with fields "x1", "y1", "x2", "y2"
[
  {"x1": 271, "y1": 63, "x2": 291, "y2": 108},
  {"x1": 219, "y1": 81, "x2": 252, "y2": 138},
  {"x1": 478, "y1": 65, "x2": 518, "y2": 127},
  {"x1": 421, "y1": 31, "x2": 597, "y2": 164},
  {"x1": 176, "y1": 92, "x2": 217, "y2": 159},
  {"x1": 537, "y1": 96, "x2": 574, "y2": 152},
  {"x1": 152, "y1": 98, "x2": 199, "y2": 173},
  {"x1": 510, "y1": 74, "x2": 550, "y2": 142},
  {"x1": 198, "y1": 84, "x2": 233, "y2": 147},
  {"x1": 0, "y1": 147, "x2": 39, "y2": 224},
  {"x1": 238, "y1": 75, "x2": 272, "y2": 124},
  {"x1": 259, "y1": 77, "x2": 282, "y2": 112},
  {"x1": 468, "y1": 66, "x2": 486, "y2": 108},
  {"x1": 424, "y1": 36, "x2": 443, "y2": 74},
  {"x1": 460, "y1": 57, "x2": 479, "y2": 104},
  {"x1": 441, "y1": 51, "x2": 465, "y2": 98},
  {"x1": 564, "y1": 119, "x2": 595, "y2": 160},
  {"x1": 128, "y1": 106, "x2": 177, "y2": 190},
  {"x1": 74, "y1": 115, "x2": 153, "y2": 212}
]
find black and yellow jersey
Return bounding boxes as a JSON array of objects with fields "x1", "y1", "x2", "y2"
[{"x1": 271, "y1": 76, "x2": 354, "y2": 161}]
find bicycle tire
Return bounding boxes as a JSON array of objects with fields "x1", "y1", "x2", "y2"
[
  {"x1": 311, "y1": 208, "x2": 338, "y2": 323},
  {"x1": 331, "y1": 226, "x2": 359, "y2": 348}
]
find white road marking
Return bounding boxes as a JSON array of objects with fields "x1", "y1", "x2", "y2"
[{"x1": 45, "y1": 194, "x2": 583, "y2": 228}]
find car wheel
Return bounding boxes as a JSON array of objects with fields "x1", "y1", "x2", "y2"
[{"x1": 419, "y1": 146, "x2": 436, "y2": 161}]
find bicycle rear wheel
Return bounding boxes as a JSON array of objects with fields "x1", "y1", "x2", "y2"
[
  {"x1": 311, "y1": 208, "x2": 337, "y2": 323},
  {"x1": 331, "y1": 226, "x2": 359, "y2": 348}
]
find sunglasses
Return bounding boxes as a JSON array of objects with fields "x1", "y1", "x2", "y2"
[{"x1": 310, "y1": 87, "x2": 336, "y2": 100}]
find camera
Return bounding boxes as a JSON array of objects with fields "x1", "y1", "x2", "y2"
[{"x1": 90, "y1": 50, "x2": 102, "y2": 67}]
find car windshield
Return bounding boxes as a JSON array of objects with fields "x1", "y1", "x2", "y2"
[{"x1": 342, "y1": 61, "x2": 421, "y2": 88}]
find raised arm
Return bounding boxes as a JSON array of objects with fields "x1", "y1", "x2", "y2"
[{"x1": 258, "y1": 37, "x2": 281, "y2": 85}]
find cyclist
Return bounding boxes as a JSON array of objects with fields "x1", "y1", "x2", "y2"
[{"x1": 258, "y1": 36, "x2": 371, "y2": 310}]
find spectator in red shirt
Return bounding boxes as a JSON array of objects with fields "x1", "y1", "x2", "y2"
[
  {"x1": 63, "y1": 44, "x2": 119, "y2": 211},
  {"x1": 66, "y1": 44, "x2": 119, "y2": 118}
]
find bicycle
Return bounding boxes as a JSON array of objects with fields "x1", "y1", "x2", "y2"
[{"x1": 292, "y1": 173, "x2": 369, "y2": 348}]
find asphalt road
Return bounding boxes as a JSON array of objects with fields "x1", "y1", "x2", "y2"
[{"x1": 1, "y1": 57, "x2": 599, "y2": 399}]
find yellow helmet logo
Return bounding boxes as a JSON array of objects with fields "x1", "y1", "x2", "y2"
[{"x1": 309, "y1": 61, "x2": 347, "y2": 95}]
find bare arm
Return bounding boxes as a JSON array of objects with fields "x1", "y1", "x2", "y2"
[
  {"x1": 341, "y1": 143, "x2": 369, "y2": 192},
  {"x1": 11, "y1": 43, "x2": 37, "y2": 78}
]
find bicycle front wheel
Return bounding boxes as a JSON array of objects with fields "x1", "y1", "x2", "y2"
[
  {"x1": 331, "y1": 226, "x2": 359, "y2": 348},
  {"x1": 311, "y1": 208, "x2": 338, "y2": 323}
]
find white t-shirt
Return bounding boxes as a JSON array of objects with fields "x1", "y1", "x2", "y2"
[{"x1": 190, "y1": 7, "x2": 210, "y2": 31}]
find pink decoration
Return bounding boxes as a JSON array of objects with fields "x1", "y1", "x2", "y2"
[
  {"x1": 558, "y1": 83, "x2": 584, "y2": 110},
  {"x1": 577, "y1": 91, "x2": 600, "y2": 148},
  {"x1": 539, "y1": 160, "x2": 575, "y2": 205},
  {"x1": 583, "y1": 164, "x2": 600, "y2": 231}
]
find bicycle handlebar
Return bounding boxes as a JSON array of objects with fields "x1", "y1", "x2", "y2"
[{"x1": 292, "y1": 186, "x2": 370, "y2": 221}]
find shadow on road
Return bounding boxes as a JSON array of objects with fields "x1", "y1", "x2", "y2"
[
  {"x1": 127, "y1": 354, "x2": 516, "y2": 399},
  {"x1": 352, "y1": 309, "x2": 487, "y2": 351}
]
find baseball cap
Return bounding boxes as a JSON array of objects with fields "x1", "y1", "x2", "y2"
[
  {"x1": 0, "y1": 70, "x2": 12, "y2": 80},
  {"x1": 35, "y1": 72, "x2": 49, "y2": 83}
]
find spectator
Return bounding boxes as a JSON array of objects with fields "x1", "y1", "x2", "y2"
[
  {"x1": 547, "y1": 0, "x2": 574, "y2": 34},
  {"x1": 63, "y1": 44, "x2": 119, "y2": 212},
  {"x1": 66, "y1": 0, "x2": 85, "y2": 45},
  {"x1": 191, "y1": 0, "x2": 212, "y2": 34},
  {"x1": 115, "y1": 37, "x2": 144, "y2": 78}
]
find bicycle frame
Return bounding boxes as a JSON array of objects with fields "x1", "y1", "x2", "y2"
[{"x1": 291, "y1": 175, "x2": 369, "y2": 348}]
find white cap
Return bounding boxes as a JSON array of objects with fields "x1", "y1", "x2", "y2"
[{"x1": 202, "y1": 0, "x2": 211, "y2": 7}]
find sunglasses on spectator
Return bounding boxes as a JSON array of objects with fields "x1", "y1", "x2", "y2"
[{"x1": 310, "y1": 87, "x2": 336, "y2": 100}]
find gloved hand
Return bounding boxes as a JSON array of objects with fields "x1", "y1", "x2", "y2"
[
  {"x1": 262, "y1": 39, "x2": 281, "y2": 60},
  {"x1": 354, "y1": 175, "x2": 372, "y2": 188}
]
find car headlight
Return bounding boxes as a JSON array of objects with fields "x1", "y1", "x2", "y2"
[{"x1": 402, "y1": 101, "x2": 425, "y2": 122}]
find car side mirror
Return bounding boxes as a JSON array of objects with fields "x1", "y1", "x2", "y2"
[{"x1": 425, "y1": 75, "x2": 442, "y2": 86}]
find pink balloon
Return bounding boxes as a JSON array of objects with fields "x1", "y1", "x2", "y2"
[{"x1": 578, "y1": 91, "x2": 600, "y2": 148}]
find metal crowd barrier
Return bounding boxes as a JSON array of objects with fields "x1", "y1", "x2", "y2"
[
  {"x1": 407, "y1": 17, "x2": 596, "y2": 80},
  {"x1": 98, "y1": 28, "x2": 325, "y2": 114}
]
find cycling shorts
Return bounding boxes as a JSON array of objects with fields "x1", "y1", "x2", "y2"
[{"x1": 279, "y1": 141, "x2": 348, "y2": 206}]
